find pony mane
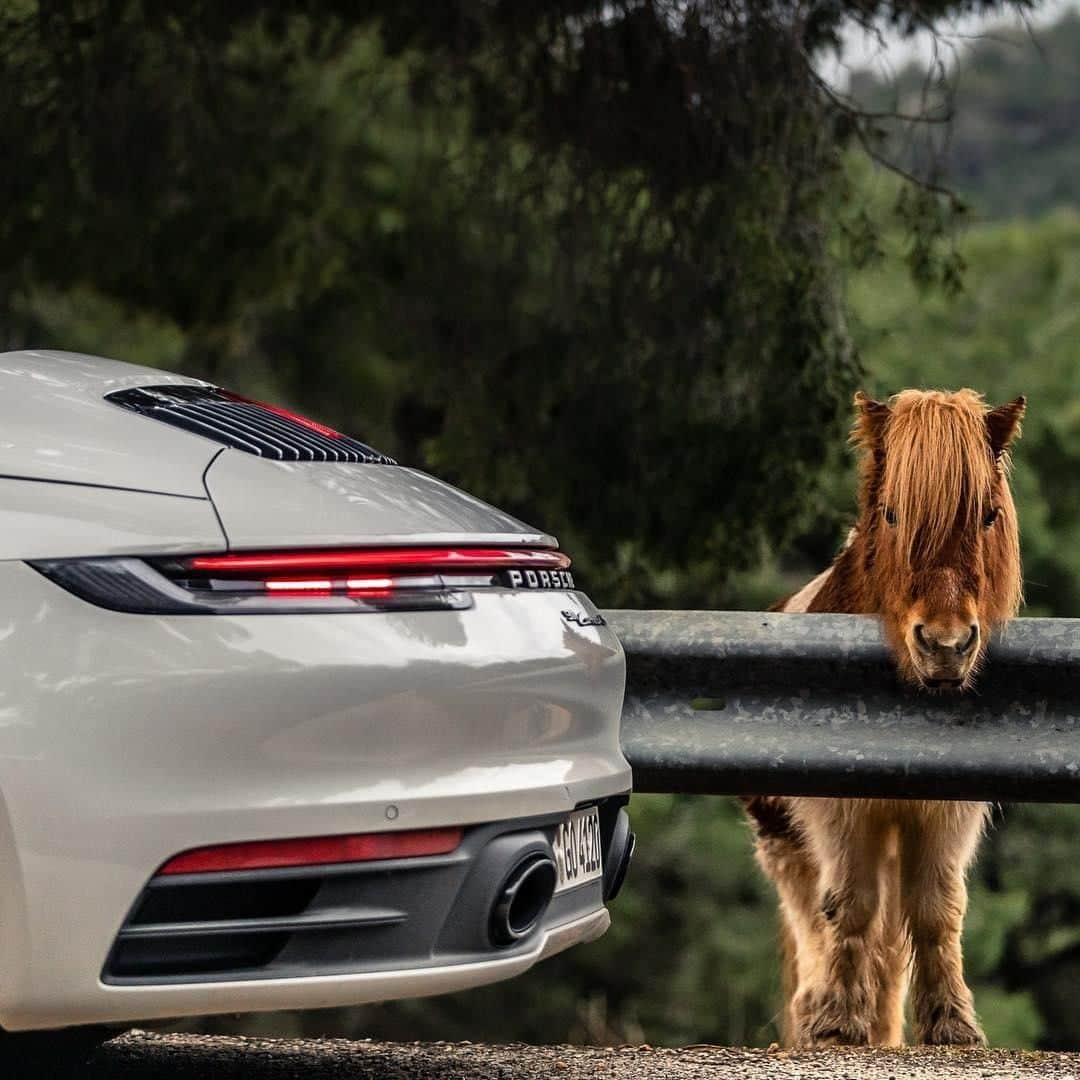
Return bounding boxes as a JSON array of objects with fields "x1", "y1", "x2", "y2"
[{"x1": 879, "y1": 389, "x2": 996, "y2": 565}]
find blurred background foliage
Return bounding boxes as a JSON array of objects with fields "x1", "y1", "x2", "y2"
[{"x1": 4, "y1": 0, "x2": 1080, "y2": 1052}]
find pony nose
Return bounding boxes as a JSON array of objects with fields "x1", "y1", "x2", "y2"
[{"x1": 914, "y1": 622, "x2": 979, "y2": 657}]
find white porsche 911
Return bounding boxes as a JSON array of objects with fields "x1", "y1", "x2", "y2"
[{"x1": 0, "y1": 350, "x2": 633, "y2": 1034}]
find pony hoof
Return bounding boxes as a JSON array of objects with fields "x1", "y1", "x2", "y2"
[
  {"x1": 795, "y1": 991, "x2": 872, "y2": 1048},
  {"x1": 807, "y1": 1024, "x2": 871, "y2": 1048},
  {"x1": 918, "y1": 1009, "x2": 986, "y2": 1047}
]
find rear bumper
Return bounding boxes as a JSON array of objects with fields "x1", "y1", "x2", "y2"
[
  {"x1": 103, "y1": 802, "x2": 630, "y2": 985},
  {"x1": 17, "y1": 907, "x2": 614, "y2": 1031},
  {"x1": 14, "y1": 805, "x2": 627, "y2": 1030},
  {"x1": 0, "y1": 560, "x2": 630, "y2": 1030}
]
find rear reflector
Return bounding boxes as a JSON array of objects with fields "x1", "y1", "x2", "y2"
[{"x1": 159, "y1": 827, "x2": 464, "y2": 875}]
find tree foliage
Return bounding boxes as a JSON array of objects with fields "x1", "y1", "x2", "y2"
[
  {"x1": 0, "y1": 0, "x2": 1024, "y2": 604},
  {"x1": 851, "y1": 8, "x2": 1080, "y2": 221}
]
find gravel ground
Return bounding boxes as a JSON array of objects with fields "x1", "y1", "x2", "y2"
[{"x1": 9, "y1": 1031, "x2": 1080, "y2": 1080}]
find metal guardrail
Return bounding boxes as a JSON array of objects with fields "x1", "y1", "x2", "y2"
[{"x1": 605, "y1": 610, "x2": 1080, "y2": 803}]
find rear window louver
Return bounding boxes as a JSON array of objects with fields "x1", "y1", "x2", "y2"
[{"x1": 106, "y1": 385, "x2": 396, "y2": 465}]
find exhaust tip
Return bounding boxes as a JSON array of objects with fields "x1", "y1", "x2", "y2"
[
  {"x1": 490, "y1": 854, "x2": 557, "y2": 947},
  {"x1": 603, "y1": 808, "x2": 635, "y2": 902}
]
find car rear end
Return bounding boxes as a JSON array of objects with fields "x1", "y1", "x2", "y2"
[{"x1": 0, "y1": 352, "x2": 632, "y2": 1031}]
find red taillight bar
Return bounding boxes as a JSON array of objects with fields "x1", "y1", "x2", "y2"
[
  {"x1": 159, "y1": 827, "x2": 464, "y2": 875},
  {"x1": 188, "y1": 547, "x2": 571, "y2": 574}
]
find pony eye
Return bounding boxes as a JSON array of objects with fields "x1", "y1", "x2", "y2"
[
  {"x1": 983, "y1": 506, "x2": 1000, "y2": 528},
  {"x1": 883, "y1": 506, "x2": 897, "y2": 527}
]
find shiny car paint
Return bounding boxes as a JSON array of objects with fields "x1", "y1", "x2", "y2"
[{"x1": 0, "y1": 351, "x2": 631, "y2": 1030}]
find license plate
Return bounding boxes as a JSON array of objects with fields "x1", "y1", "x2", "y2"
[{"x1": 552, "y1": 806, "x2": 603, "y2": 893}]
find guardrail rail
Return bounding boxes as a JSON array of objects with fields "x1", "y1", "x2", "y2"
[{"x1": 606, "y1": 610, "x2": 1080, "y2": 802}]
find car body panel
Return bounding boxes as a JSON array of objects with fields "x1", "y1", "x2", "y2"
[
  {"x1": 0, "y1": 350, "x2": 630, "y2": 1030},
  {"x1": 0, "y1": 351, "x2": 215, "y2": 496},
  {"x1": 203, "y1": 453, "x2": 556, "y2": 549},
  {"x1": 0, "y1": 479, "x2": 225, "y2": 560},
  {"x1": 0, "y1": 561, "x2": 629, "y2": 1029}
]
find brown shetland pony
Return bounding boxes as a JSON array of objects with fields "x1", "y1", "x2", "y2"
[{"x1": 744, "y1": 388, "x2": 1026, "y2": 1048}]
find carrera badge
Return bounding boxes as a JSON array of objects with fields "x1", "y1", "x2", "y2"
[{"x1": 561, "y1": 609, "x2": 606, "y2": 628}]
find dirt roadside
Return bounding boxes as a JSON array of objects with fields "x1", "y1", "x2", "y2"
[{"x1": 21, "y1": 1030, "x2": 1080, "y2": 1079}]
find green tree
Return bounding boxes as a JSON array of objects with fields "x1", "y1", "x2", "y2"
[
  {"x1": 851, "y1": 10, "x2": 1080, "y2": 220},
  {"x1": 1, "y1": 0, "x2": 1025, "y2": 606}
]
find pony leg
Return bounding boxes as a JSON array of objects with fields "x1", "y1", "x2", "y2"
[
  {"x1": 900, "y1": 806, "x2": 987, "y2": 1046},
  {"x1": 794, "y1": 810, "x2": 889, "y2": 1047},
  {"x1": 775, "y1": 908, "x2": 811, "y2": 1044},
  {"x1": 741, "y1": 797, "x2": 824, "y2": 1046},
  {"x1": 870, "y1": 826, "x2": 908, "y2": 1046},
  {"x1": 774, "y1": 858, "x2": 827, "y2": 1046}
]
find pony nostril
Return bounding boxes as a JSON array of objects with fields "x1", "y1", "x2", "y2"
[
  {"x1": 958, "y1": 624, "x2": 979, "y2": 656},
  {"x1": 913, "y1": 624, "x2": 932, "y2": 654}
]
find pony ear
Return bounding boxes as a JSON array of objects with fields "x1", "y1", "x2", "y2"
[
  {"x1": 852, "y1": 390, "x2": 890, "y2": 449},
  {"x1": 986, "y1": 396, "x2": 1026, "y2": 459}
]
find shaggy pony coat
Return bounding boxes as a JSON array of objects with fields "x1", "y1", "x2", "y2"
[{"x1": 744, "y1": 389, "x2": 1026, "y2": 1047}]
